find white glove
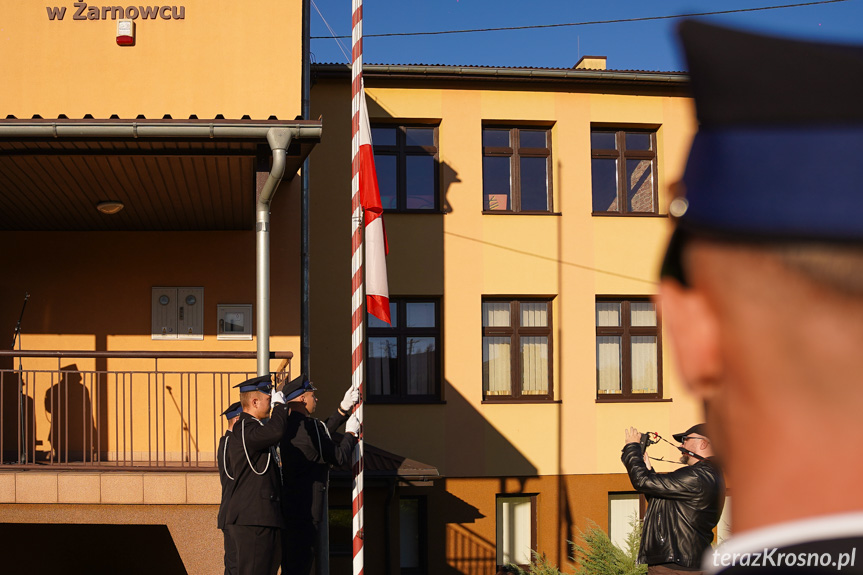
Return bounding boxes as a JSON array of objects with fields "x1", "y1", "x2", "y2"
[
  {"x1": 271, "y1": 389, "x2": 286, "y2": 405},
  {"x1": 340, "y1": 385, "x2": 359, "y2": 412},
  {"x1": 345, "y1": 413, "x2": 360, "y2": 436}
]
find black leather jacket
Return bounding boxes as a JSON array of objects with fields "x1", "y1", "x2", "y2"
[{"x1": 621, "y1": 443, "x2": 725, "y2": 568}]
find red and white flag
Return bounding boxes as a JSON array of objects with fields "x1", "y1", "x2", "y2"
[{"x1": 357, "y1": 87, "x2": 391, "y2": 324}]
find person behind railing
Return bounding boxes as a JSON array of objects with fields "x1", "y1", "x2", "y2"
[
  {"x1": 44, "y1": 364, "x2": 96, "y2": 463},
  {"x1": 278, "y1": 375, "x2": 360, "y2": 575},
  {"x1": 217, "y1": 401, "x2": 242, "y2": 575},
  {"x1": 221, "y1": 375, "x2": 290, "y2": 575},
  {"x1": 0, "y1": 354, "x2": 35, "y2": 463}
]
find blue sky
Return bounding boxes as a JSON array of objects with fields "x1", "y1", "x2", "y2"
[{"x1": 309, "y1": 0, "x2": 863, "y2": 71}]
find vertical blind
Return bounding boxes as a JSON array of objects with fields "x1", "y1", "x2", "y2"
[{"x1": 596, "y1": 301, "x2": 658, "y2": 395}]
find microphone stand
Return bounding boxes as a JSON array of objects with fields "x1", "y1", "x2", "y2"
[{"x1": 10, "y1": 293, "x2": 29, "y2": 464}]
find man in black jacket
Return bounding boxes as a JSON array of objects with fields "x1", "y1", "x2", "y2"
[
  {"x1": 622, "y1": 423, "x2": 724, "y2": 575},
  {"x1": 279, "y1": 374, "x2": 360, "y2": 575},
  {"x1": 217, "y1": 401, "x2": 242, "y2": 575},
  {"x1": 222, "y1": 375, "x2": 290, "y2": 575}
]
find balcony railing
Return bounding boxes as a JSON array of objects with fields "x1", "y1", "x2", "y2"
[{"x1": 0, "y1": 350, "x2": 291, "y2": 470}]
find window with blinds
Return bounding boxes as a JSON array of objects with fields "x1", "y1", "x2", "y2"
[
  {"x1": 482, "y1": 298, "x2": 553, "y2": 401},
  {"x1": 596, "y1": 298, "x2": 662, "y2": 400}
]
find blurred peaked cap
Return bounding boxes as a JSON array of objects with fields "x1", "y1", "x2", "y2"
[
  {"x1": 282, "y1": 374, "x2": 316, "y2": 402},
  {"x1": 233, "y1": 374, "x2": 273, "y2": 393},
  {"x1": 678, "y1": 19, "x2": 863, "y2": 127},
  {"x1": 669, "y1": 20, "x2": 863, "y2": 244},
  {"x1": 222, "y1": 401, "x2": 242, "y2": 419},
  {"x1": 673, "y1": 423, "x2": 709, "y2": 443}
]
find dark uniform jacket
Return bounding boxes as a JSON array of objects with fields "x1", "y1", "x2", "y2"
[
  {"x1": 222, "y1": 404, "x2": 290, "y2": 528},
  {"x1": 280, "y1": 408, "x2": 357, "y2": 527},
  {"x1": 216, "y1": 429, "x2": 234, "y2": 529},
  {"x1": 622, "y1": 442, "x2": 725, "y2": 568}
]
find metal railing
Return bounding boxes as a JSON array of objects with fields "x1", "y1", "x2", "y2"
[{"x1": 0, "y1": 350, "x2": 291, "y2": 470}]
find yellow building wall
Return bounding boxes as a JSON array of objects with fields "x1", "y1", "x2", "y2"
[
  {"x1": 0, "y1": 179, "x2": 302, "y2": 461},
  {"x1": 0, "y1": 0, "x2": 302, "y2": 119},
  {"x1": 310, "y1": 77, "x2": 701, "y2": 485}
]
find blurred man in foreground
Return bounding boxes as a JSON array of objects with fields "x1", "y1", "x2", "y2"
[{"x1": 660, "y1": 20, "x2": 863, "y2": 574}]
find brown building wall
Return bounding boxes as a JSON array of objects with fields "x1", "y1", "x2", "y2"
[
  {"x1": 396, "y1": 473, "x2": 636, "y2": 575},
  {"x1": 0, "y1": 502, "x2": 221, "y2": 574}
]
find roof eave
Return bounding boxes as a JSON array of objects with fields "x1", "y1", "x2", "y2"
[{"x1": 313, "y1": 63, "x2": 690, "y2": 88}]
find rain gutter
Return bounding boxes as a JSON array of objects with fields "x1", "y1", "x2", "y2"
[{"x1": 312, "y1": 63, "x2": 689, "y2": 88}]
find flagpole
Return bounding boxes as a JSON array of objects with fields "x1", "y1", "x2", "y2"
[{"x1": 350, "y1": 0, "x2": 366, "y2": 573}]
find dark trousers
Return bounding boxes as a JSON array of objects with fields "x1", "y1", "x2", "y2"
[
  {"x1": 225, "y1": 524, "x2": 281, "y2": 575},
  {"x1": 223, "y1": 529, "x2": 238, "y2": 575},
  {"x1": 649, "y1": 564, "x2": 703, "y2": 575},
  {"x1": 281, "y1": 521, "x2": 317, "y2": 575}
]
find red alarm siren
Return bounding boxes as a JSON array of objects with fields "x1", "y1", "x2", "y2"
[{"x1": 117, "y1": 19, "x2": 135, "y2": 46}]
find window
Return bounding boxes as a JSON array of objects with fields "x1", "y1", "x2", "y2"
[
  {"x1": 371, "y1": 124, "x2": 439, "y2": 211},
  {"x1": 596, "y1": 298, "x2": 662, "y2": 400},
  {"x1": 400, "y1": 497, "x2": 427, "y2": 574},
  {"x1": 217, "y1": 304, "x2": 253, "y2": 341},
  {"x1": 483, "y1": 127, "x2": 552, "y2": 213},
  {"x1": 591, "y1": 129, "x2": 658, "y2": 214},
  {"x1": 482, "y1": 299, "x2": 553, "y2": 401},
  {"x1": 367, "y1": 298, "x2": 440, "y2": 402},
  {"x1": 496, "y1": 495, "x2": 536, "y2": 568},
  {"x1": 717, "y1": 496, "x2": 732, "y2": 544},
  {"x1": 608, "y1": 493, "x2": 645, "y2": 551},
  {"x1": 328, "y1": 506, "x2": 352, "y2": 556}
]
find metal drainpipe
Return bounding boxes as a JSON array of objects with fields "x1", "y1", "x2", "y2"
[{"x1": 256, "y1": 128, "x2": 293, "y2": 376}]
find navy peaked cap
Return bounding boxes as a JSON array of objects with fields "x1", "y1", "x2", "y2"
[
  {"x1": 669, "y1": 20, "x2": 863, "y2": 244},
  {"x1": 282, "y1": 374, "x2": 316, "y2": 402},
  {"x1": 234, "y1": 374, "x2": 273, "y2": 394},
  {"x1": 221, "y1": 401, "x2": 242, "y2": 419}
]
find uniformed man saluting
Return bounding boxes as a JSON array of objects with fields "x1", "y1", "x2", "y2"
[
  {"x1": 278, "y1": 375, "x2": 360, "y2": 575},
  {"x1": 221, "y1": 375, "x2": 290, "y2": 575},
  {"x1": 217, "y1": 401, "x2": 242, "y2": 575}
]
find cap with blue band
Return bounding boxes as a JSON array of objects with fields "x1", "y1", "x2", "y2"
[
  {"x1": 281, "y1": 374, "x2": 316, "y2": 402},
  {"x1": 221, "y1": 401, "x2": 242, "y2": 419},
  {"x1": 233, "y1": 374, "x2": 273, "y2": 394},
  {"x1": 669, "y1": 20, "x2": 863, "y2": 245}
]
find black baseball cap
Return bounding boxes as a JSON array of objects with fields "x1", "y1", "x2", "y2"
[{"x1": 673, "y1": 423, "x2": 708, "y2": 443}]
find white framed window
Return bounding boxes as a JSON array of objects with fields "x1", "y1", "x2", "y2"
[
  {"x1": 496, "y1": 495, "x2": 536, "y2": 567},
  {"x1": 717, "y1": 495, "x2": 732, "y2": 544},
  {"x1": 608, "y1": 493, "x2": 643, "y2": 550}
]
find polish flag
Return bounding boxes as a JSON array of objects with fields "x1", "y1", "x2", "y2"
[{"x1": 358, "y1": 87, "x2": 391, "y2": 324}]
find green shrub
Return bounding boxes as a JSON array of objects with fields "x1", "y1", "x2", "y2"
[{"x1": 570, "y1": 518, "x2": 646, "y2": 575}]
